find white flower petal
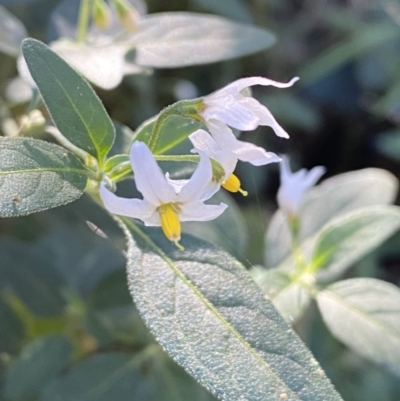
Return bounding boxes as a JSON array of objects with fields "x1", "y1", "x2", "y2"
[
  {"x1": 210, "y1": 76, "x2": 299, "y2": 98},
  {"x1": 237, "y1": 97, "x2": 290, "y2": 138},
  {"x1": 178, "y1": 151, "x2": 214, "y2": 203},
  {"x1": 277, "y1": 156, "x2": 326, "y2": 216},
  {"x1": 202, "y1": 95, "x2": 260, "y2": 131},
  {"x1": 189, "y1": 129, "x2": 237, "y2": 177},
  {"x1": 130, "y1": 141, "x2": 176, "y2": 205},
  {"x1": 100, "y1": 183, "x2": 156, "y2": 219},
  {"x1": 165, "y1": 172, "x2": 187, "y2": 194},
  {"x1": 302, "y1": 166, "x2": 326, "y2": 188},
  {"x1": 207, "y1": 120, "x2": 280, "y2": 166},
  {"x1": 179, "y1": 202, "x2": 228, "y2": 221},
  {"x1": 230, "y1": 139, "x2": 281, "y2": 166}
]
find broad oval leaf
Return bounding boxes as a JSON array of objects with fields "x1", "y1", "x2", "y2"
[
  {"x1": 0, "y1": 137, "x2": 88, "y2": 217},
  {"x1": 127, "y1": 12, "x2": 276, "y2": 68},
  {"x1": 21, "y1": 39, "x2": 115, "y2": 164},
  {"x1": 311, "y1": 205, "x2": 400, "y2": 280},
  {"x1": 0, "y1": 237, "x2": 67, "y2": 316},
  {"x1": 317, "y1": 278, "x2": 400, "y2": 377},
  {"x1": 121, "y1": 220, "x2": 343, "y2": 401},
  {"x1": 5, "y1": 335, "x2": 72, "y2": 400},
  {"x1": 41, "y1": 350, "x2": 217, "y2": 401},
  {"x1": 0, "y1": 5, "x2": 27, "y2": 57},
  {"x1": 266, "y1": 168, "x2": 398, "y2": 269}
]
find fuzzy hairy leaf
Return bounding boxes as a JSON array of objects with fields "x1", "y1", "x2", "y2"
[
  {"x1": 317, "y1": 278, "x2": 400, "y2": 377},
  {"x1": 22, "y1": 39, "x2": 115, "y2": 164},
  {"x1": 121, "y1": 219, "x2": 343, "y2": 401},
  {"x1": 0, "y1": 137, "x2": 87, "y2": 217}
]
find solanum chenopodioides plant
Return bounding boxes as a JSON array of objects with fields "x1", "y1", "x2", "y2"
[
  {"x1": 0, "y1": 37, "x2": 349, "y2": 401},
  {"x1": 254, "y1": 158, "x2": 400, "y2": 379}
]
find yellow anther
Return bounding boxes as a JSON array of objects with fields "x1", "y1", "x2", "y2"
[
  {"x1": 158, "y1": 203, "x2": 184, "y2": 249},
  {"x1": 222, "y1": 174, "x2": 248, "y2": 196}
]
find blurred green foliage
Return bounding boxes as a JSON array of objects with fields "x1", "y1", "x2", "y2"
[{"x1": 2, "y1": 0, "x2": 400, "y2": 401}]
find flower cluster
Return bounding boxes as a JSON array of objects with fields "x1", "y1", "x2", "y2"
[{"x1": 100, "y1": 76, "x2": 300, "y2": 247}]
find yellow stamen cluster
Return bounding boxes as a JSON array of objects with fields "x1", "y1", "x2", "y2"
[
  {"x1": 158, "y1": 203, "x2": 184, "y2": 250},
  {"x1": 222, "y1": 174, "x2": 248, "y2": 196}
]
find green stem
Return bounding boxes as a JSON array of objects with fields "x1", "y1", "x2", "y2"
[
  {"x1": 148, "y1": 105, "x2": 177, "y2": 152},
  {"x1": 77, "y1": 0, "x2": 92, "y2": 42},
  {"x1": 155, "y1": 155, "x2": 200, "y2": 163}
]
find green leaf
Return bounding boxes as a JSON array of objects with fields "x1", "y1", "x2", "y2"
[
  {"x1": 0, "y1": 237, "x2": 67, "y2": 316},
  {"x1": 0, "y1": 296, "x2": 25, "y2": 353},
  {"x1": 0, "y1": 137, "x2": 88, "y2": 218},
  {"x1": 41, "y1": 349, "x2": 217, "y2": 401},
  {"x1": 317, "y1": 278, "x2": 400, "y2": 377},
  {"x1": 121, "y1": 220, "x2": 343, "y2": 401},
  {"x1": 5, "y1": 335, "x2": 72, "y2": 400},
  {"x1": 311, "y1": 206, "x2": 400, "y2": 279},
  {"x1": 0, "y1": 5, "x2": 27, "y2": 57},
  {"x1": 266, "y1": 168, "x2": 398, "y2": 269},
  {"x1": 252, "y1": 269, "x2": 312, "y2": 323},
  {"x1": 133, "y1": 114, "x2": 203, "y2": 155},
  {"x1": 126, "y1": 12, "x2": 276, "y2": 68},
  {"x1": 36, "y1": 226, "x2": 126, "y2": 298},
  {"x1": 21, "y1": 39, "x2": 115, "y2": 164}
]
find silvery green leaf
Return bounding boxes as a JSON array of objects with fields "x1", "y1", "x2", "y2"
[
  {"x1": 0, "y1": 5, "x2": 27, "y2": 56},
  {"x1": 0, "y1": 137, "x2": 88, "y2": 218},
  {"x1": 266, "y1": 168, "x2": 398, "y2": 269},
  {"x1": 0, "y1": 237, "x2": 67, "y2": 316},
  {"x1": 252, "y1": 268, "x2": 312, "y2": 324},
  {"x1": 121, "y1": 220, "x2": 343, "y2": 401},
  {"x1": 317, "y1": 278, "x2": 400, "y2": 377},
  {"x1": 22, "y1": 39, "x2": 115, "y2": 163},
  {"x1": 5, "y1": 335, "x2": 72, "y2": 400},
  {"x1": 127, "y1": 12, "x2": 276, "y2": 68},
  {"x1": 41, "y1": 349, "x2": 217, "y2": 401},
  {"x1": 311, "y1": 206, "x2": 400, "y2": 279}
]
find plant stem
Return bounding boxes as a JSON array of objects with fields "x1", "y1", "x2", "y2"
[
  {"x1": 77, "y1": 0, "x2": 92, "y2": 42},
  {"x1": 148, "y1": 105, "x2": 176, "y2": 151}
]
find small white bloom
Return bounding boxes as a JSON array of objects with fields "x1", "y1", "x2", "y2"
[
  {"x1": 201, "y1": 76, "x2": 299, "y2": 139},
  {"x1": 189, "y1": 128, "x2": 280, "y2": 195},
  {"x1": 277, "y1": 156, "x2": 326, "y2": 217},
  {"x1": 100, "y1": 141, "x2": 227, "y2": 248}
]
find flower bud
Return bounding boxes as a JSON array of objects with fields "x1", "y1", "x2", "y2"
[
  {"x1": 113, "y1": 0, "x2": 140, "y2": 31},
  {"x1": 92, "y1": 0, "x2": 112, "y2": 29}
]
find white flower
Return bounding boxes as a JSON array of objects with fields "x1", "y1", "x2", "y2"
[
  {"x1": 277, "y1": 156, "x2": 326, "y2": 217},
  {"x1": 100, "y1": 141, "x2": 227, "y2": 248},
  {"x1": 201, "y1": 76, "x2": 299, "y2": 139}
]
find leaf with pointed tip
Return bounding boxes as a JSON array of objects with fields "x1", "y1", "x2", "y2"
[
  {"x1": 311, "y1": 205, "x2": 400, "y2": 279},
  {"x1": 317, "y1": 278, "x2": 400, "y2": 377},
  {"x1": 127, "y1": 12, "x2": 275, "y2": 68},
  {"x1": 265, "y1": 168, "x2": 398, "y2": 271},
  {"x1": 0, "y1": 137, "x2": 88, "y2": 217},
  {"x1": 121, "y1": 219, "x2": 343, "y2": 401},
  {"x1": 5, "y1": 335, "x2": 72, "y2": 400},
  {"x1": 21, "y1": 39, "x2": 115, "y2": 164}
]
